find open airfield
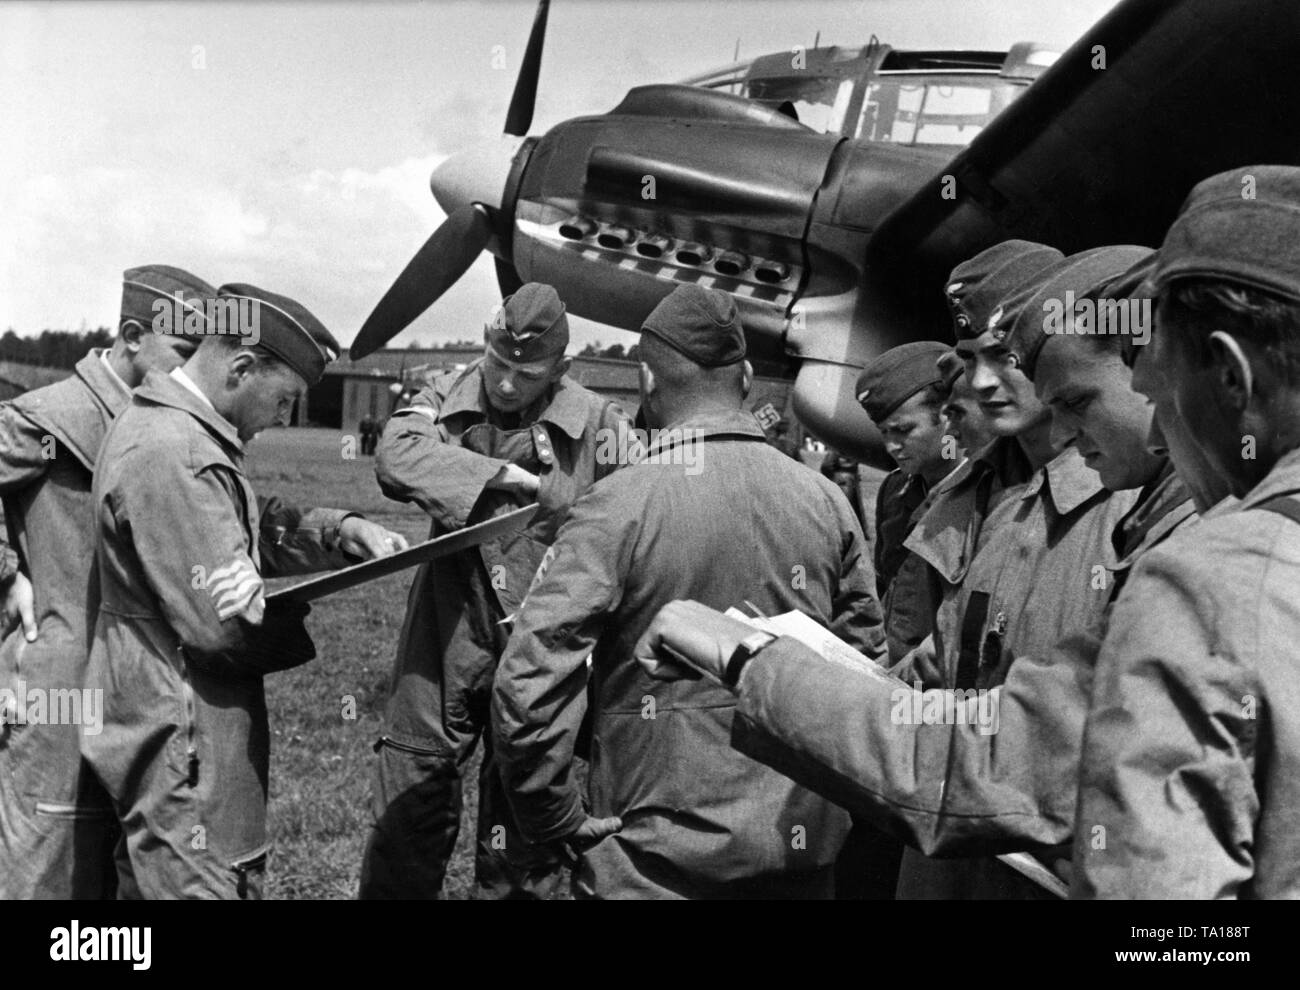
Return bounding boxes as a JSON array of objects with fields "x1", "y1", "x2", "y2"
[{"x1": 247, "y1": 426, "x2": 485, "y2": 899}]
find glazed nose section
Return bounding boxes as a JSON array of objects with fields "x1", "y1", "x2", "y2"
[{"x1": 430, "y1": 135, "x2": 524, "y2": 215}]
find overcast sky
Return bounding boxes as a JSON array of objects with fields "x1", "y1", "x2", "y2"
[{"x1": 1, "y1": 0, "x2": 1120, "y2": 350}]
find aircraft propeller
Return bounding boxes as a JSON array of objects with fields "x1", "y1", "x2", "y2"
[
  {"x1": 504, "y1": 0, "x2": 550, "y2": 137},
  {"x1": 350, "y1": 0, "x2": 550, "y2": 359}
]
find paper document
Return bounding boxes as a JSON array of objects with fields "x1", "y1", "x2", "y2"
[
  {"x1": 723, "y1": 607, "x2": 892, "y2": 682},
  {"x1": 724, "y1": 607, "x2": 1066, "y2": 898}
]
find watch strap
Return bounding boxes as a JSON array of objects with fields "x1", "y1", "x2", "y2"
[{"x1": 725, "y1": 631, "x2": 775, "y2": 687}]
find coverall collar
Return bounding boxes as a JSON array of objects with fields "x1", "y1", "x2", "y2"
[
  {"x1": 646, "y1": 408, "x2": 766, "y2": 457},
  {"x1": 931, "y1": 435, "x2": 1032, "y2": 499},
  {"x1": 1020, "y1": 445, "x2": 1106, "y2": 516},
  {"x1": 1113, "y1": 460, "x2": 1197, "y2": 570},
  {"x1": 439, "y1": 359, "x2": 594, "y2": 440},
  {"x1": 1235, "y1": 445, "x2": 1300, "y2": 511},
  {"x1": 903, "y1": 434, "x2": 1034, "y2": 586},
  {"x1": 77, "y1": 348, "x2": 132, "y2": 414},
  {"x1": 135, "y1": 368, "x2": 244, "y2": 455},
  {"x1": 28, "y1": 348, "x2": 137, "y2": 471},
  {"x1": 169, "y1": 367, "x2": 217, "y2": 410},
  {"x1": 92, "y1": 349, "x2": 133, "y2": 405}
]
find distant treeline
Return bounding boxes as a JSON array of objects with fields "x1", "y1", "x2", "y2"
[
  {"x1": 0, "y1": 329, "x2": 114, "y2": 369},
  {"x1": 579, "y1": 342, "x2": 641, "y2": 361}
]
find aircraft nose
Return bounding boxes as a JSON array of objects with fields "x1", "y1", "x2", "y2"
[{"x1": 430, "y1": 135, "x2": 525, "y2": 215}]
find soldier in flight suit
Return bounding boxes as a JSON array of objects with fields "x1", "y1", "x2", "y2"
[
  {"x1": 893, "y1": 241, "x2": 1066, "y2": 694},
  {"x1": 856, "y1": 341, "x2": 954, "y2": 666},
  {"x1": 360, "y1": 283, "x2": 628, "y2": 899},
  {"x1": 82, "y1": 283, "x2": 404, "y2": 899},
  {"x1": 0, "y1": 266, "x2": 210, "y2": 898},
  {"x1": 1075, "y1": 166, "x2": 1300, "y2": 899},
  {"x1": 492, "y1": 284, "x2": 885, "y2": 900},
  {"x1": 833, "y1": 340, "x2": 953, "y2": 899}
]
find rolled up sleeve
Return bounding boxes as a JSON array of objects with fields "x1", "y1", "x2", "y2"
[
  {"x1": 375, "y1": 388, "x2": 507, "y2": 527},
  {"x1": 256, "y1": 495, "x2": 354, "y2": 576}
]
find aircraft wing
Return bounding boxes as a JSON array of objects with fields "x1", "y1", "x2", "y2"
[{"x1": 866, "y1": 0, "x2": 1300, "y2": 312}]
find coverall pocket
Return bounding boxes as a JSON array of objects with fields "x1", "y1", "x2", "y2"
[{"x1": 229, "y1": 843, "x2": 271, "y2": 900}]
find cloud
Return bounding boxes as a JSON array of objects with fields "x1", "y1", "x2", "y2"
[
  {"x1": 0, "y1": 153, "x2": 451, "y2": 334},
  {"x1": 299, "y1": 154, "x2": 449, "y2": 228}
]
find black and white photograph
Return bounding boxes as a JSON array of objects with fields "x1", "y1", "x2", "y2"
[{"x1": 0, "y1": 0, "x2": 1294, "y2": 964}]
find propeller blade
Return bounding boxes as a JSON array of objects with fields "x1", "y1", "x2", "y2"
[
  {"x1": 504, "y1": 0, "x2": 550, "y2": 136},
  {"x1": 351, "y1": 204, "x2": 492, "y2": 360},
  {"x1": 495, "y1": 257, "x2": 524, "y2": 297}
]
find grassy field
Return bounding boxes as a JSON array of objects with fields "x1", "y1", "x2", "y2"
[{"x1": 246, "y1": 426, "x2": 486, "y2": 900}]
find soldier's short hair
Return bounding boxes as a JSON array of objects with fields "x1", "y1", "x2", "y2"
[
  {"x1": 914, "y1": 382, "x2": 950, "y2": 418},
  {"x1": 208, "y1": 332, "x2": 291, "y2": 374},
  {"x1": 638, "y1": 331, "x2": 744, "y2": 396},
  {"x1": 1160, "y1": 277, "x2": 1300, "y2": 383}
]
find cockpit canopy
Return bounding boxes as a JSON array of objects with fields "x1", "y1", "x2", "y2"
[{"x1": 680, "y1": 41, "x2": 1060, "y2": 145}]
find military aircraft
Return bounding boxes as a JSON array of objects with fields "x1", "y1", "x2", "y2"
[{"x1": 353, "y1": 0, "x2": 1300, "y2": 464}]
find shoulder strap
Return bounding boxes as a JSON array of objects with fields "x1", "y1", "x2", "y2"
[{"x1": 1255, "y1": 493, "x2": 1300, "y2": 525}]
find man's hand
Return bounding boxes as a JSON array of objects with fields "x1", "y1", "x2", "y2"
[
  {"x1": 889, "y1": 636, "x2": 944, "y2": 688},
  {"x1": 486, "y1": 463, "x2": 540, "y2": 497},
  {"x1": 339, "y1": 517, "x2": 409, "y2": 560},
  {"x1": 563, "y1": 814, "x2": 623, "y2": 857},
  {"x1": 1, "y1": 572, "x2": 37, "y2": 643},
  {"x1": 633, "y1": 600, "x2": 758, "y2": 686}
]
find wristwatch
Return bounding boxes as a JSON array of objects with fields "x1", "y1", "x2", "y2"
[{"x1": 724, "y1": 631, "x2": 776, "y2": 688}]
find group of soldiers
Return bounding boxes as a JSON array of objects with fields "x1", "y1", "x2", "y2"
[
  {"x1": 1, "y1": 162, "x2": 1297, "y2": 900},
  {"x1": 0, "y1": 273, "x2": 404, "y2": 898},
  {"x1": 640, "y1": 163, "x2": 1300, "y2": 900}
]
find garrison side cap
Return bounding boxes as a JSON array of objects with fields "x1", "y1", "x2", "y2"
[
  {"x1": 1097, "y1": 251, "x2": 1160, "y2": 368},
  {"x1": 945, "y1": 241, "x2": 1064, "y2": 340},
  {"x1": 216, "y1": 283, "x2": 339, "y2": 385},
  {"x1": 1005, "y1": 245, "x2": 1155, "y2": 379},
  {"x1": 854, "y1": 340, "x2": 951, "y2": 423},
  {"x1": 121, "y1": 265, "x2": 217, "y2": 337},
  {"x1": 1091, "y1": 250, "x2": 1159, "y2": 303},
  {"x1": 640, "y1": 283, "x2": 746, "y2": 367},
  {"x1": 1152, "y1": 164, "x2": 1300, "y2": 305},
  {"x1": 487, "y1": 282, "x2": 570, "y2": 363}
]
